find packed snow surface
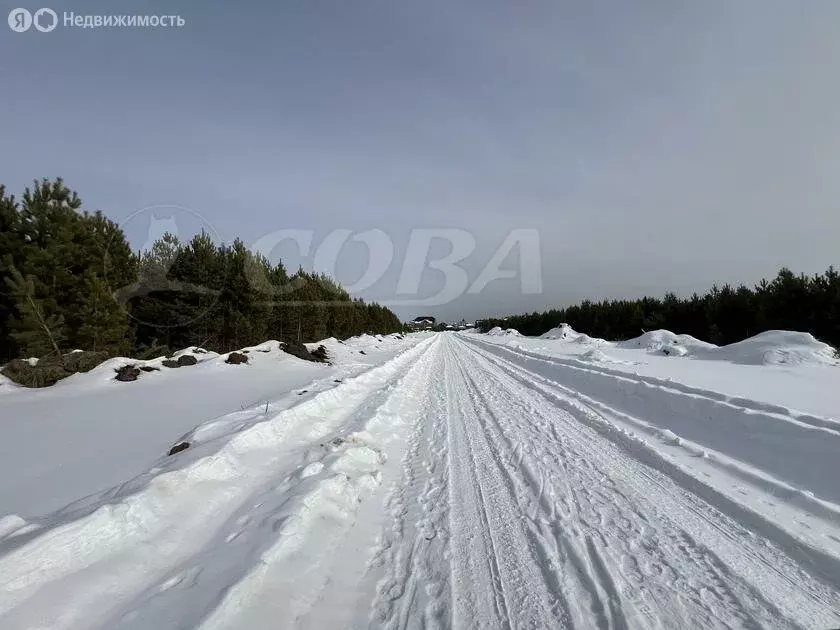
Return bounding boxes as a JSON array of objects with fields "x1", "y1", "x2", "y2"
[{"x1": 1, "y1": 330, "x2": 839, "y2": 629}]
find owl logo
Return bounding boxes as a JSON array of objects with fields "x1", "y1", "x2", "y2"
[
  {"x1": 109, "y1": 204, "x2": 226, "y2": 329},
  {"x1": 141, "y1": 214, "x2": 179, "y2": 254}
]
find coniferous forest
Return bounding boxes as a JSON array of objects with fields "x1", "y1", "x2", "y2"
[
  {"x1": 478, "y1": 268, "x2": 840, "y2": 347},
  {"x1": 0, "y1": 178, "x2": 404, "y2": 365}
]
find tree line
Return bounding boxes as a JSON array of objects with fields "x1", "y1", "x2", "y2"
[
  {"x1": 0, "y1": 178, "x2": 404, "y2": 363},
  {"x1": 477, "y1": 267, "x2": 840, "y2": 347}
]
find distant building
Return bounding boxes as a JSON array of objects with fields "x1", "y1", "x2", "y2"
[
  {"x1": 407, "y1": 316, "x2": 472, "y2": 331},
  {"x1": 408, "y1": 316, "x2": 436, "y2": 330}
]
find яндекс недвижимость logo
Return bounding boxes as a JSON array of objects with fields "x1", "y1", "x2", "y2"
[
  {"x1": 7, "y1": 8, "x2": 184, "y2": 31},
  {"x1": 7, "y1": 7, "x2": 57, "y2": 32}
]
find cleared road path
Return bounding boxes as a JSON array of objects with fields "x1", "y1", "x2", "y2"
[{"x1": 1, "y1": 333, "x2": 839, "y2": 629}]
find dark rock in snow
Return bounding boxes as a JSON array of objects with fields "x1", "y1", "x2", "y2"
[
  {"x1": 226, "y1": 352, "x2": 249, "y2": 365},
  {"x1": 310, "y1": 345, "x2": 329, "y2": 362},
  {"x1": 168, "y1": 441, "x2": 190, "y2": 456},
  {"x1": 177, "y1": 355, "x2": 198, "y2": 367},
  {"x1": 280, "y1": 341, "x2": 329, "y2": 363},
  {"x1": 140, "y1": 366, "x2": 159, "y2": 372},
  {"x1": 114, "y1": 365, "x2": 141, "y2": 382},
  {"x1": 161, "y1": 359, "x2": 180, "y2": 368}
]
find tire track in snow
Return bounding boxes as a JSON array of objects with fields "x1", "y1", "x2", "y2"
[
  {"x1": 443, "y1": 336, "x2": 571, "y2": 629},
  {"x1": 471, "y1": 338, "x2": 840, "y2": 434},
  {"x1": 373, "y1": 335, "x2": 575, "y2": 629},
  {"x1": 194, "y1": 336, "x2": 445, "y2": 630},
  {"x1": 466, "y1": 337, "x2": 840, "y2": 598},
  {"x1": 368, "y1": 341, "x2": 451, "y2": 630},
  {"x1": 468, "y1": 337, "x2": 840, "y2": 508},
  {"x1": 457, "y1": 334, "x2": 840, "y2": 629},
  {"x1": 6, "y1": 331, "x2": 840, "y2": 629},
  {"x1": 452, "y1": 341, "x2": 635, "y2": 630},
  {"x1": 0, "y1": 336, "x2": 439, "y2": 630}
]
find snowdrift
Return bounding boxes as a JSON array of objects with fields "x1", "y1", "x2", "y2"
[
  {"x1": 483, "y1": 322, "x2": 837, "y2": 368},
  {"x1": 703, "y1": 330, "x2": 838, "y2": 366},
  {"x1": 615, "y1": 329, "x2": 836, "y2": 365},
  {"x1": 0, "y1": 373, "x2": 20, "y2": 394},
  {"x1": 539, "y1": 324, "x2": 577, "y2": 340},
  {"x1": 579, "y1": 348, "x2": 610, "y2": 362},
  {"x1": 486, "y1": 327, "x2": 521, "y2": 337},
  {"x1": 617, "y1": 330, "x2": 717, "y2": 355},
  {"x1": 540, "y1": 324, "x2": 608, "y2": 346},
  {"x1": 306, "y1": 333, "x2": 411, "y2": 365}
]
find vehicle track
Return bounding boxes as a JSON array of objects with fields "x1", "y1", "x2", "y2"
[
  {"x1": 453, "y1": 334, "x2": 840, "y2": 628},
  {"x1": 4, "y1": 333, "x2": 840, "y2": 630}
]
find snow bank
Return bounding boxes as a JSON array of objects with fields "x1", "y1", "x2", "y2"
[
  {"x1": 617, "y1": 330, "x2": 716, "y2": 352},
  {"x1": 704, "y1": 331, "x2": 838, "y2": 366},
  {"x1": 616, "y1": 329, "x2": 837, "y2": 365},
  {"x1": 487, "y1": 327, "x2": 521, "y2": 337},
  {"x1": 0, "y1": 514, "x2": 27, "y2": 539},
  {"x1": 616, "y1": 330, "x2": 715, "y2": 357},
  {"x1": 0, "y1": 333, "x2": 428, "y2": 517},
  {"x1": 0, "y1": 373, "x2": 21, "y2": 395},
  {"x1": 540, "y1": 324, "x2": 608, "y2": 346},
  {"x1": 579, "y1": 348, "x2": 610, "y2": 362},
  {"x1": 571, "y1": 333, "x2": 609, "y2": 346},
  {"x1": 309, "y1": 335, "x2": 390, "y2": 364},
  {"x1": 540, "y1": 324, "x2": 577, "y2": 340},
  {"x1": 482, "y1": 321, "x2": 838, "y2": 371}
]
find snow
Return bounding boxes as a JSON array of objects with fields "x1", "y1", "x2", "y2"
[
  {"x1": 0, "y1": 515, "x2": 27, "y2": 539},
  {"x1": 617, "y1": 329, "x2": 716, "y2": 352},
  {"x1": 700, "y1": 329, "x2": 838, "y2": 365},
  {"x1": 0, "y1": 330, "x2": 839, "y2": 629},
  {"x1": 539, "y1": 323, "x2": 577, "y2": 340},
  {"x1": 540, "y1": 324, "x2": 609, "y2": 346},
  {"x1": 613, "y1": 328, "x2": 836, "y2": 365},
  {"x1": 487, "y1": 326, "x2": 521, "y2": 337},
  {"x1": 579, "y1": 347, "x2": 612, "y2": 362},
  {"x1": 0, "y1": 334, "x2": 428, "y2": 517},
  {"x1": 0, "y1": 373, "x2": 21, "y2": 395},
  {"x1": 482, "y1": 326, "x2": 839, "y2": 416}
]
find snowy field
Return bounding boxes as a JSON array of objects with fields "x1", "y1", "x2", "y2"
[{"x1": 1, "y1": 329, "x2": 839, "y2": 629}]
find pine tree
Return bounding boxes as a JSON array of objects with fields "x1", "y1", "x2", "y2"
[
  {"x1": 4, "y1": 266, "x2": 66, "y2": 358},
  {"x1": 76, "y1": 271, "x2": 132, "y2": 354},
  {"x1": 0, "y1": 186, "x2": 25, "y2": 361},
  {"x1": 13, "y1": 178, "x2": 136, "y2": 352},
  {"x1": 477, "y1": 266, "x2": 840, "y2": 349}
]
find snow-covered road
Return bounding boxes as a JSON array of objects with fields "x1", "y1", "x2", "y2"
[{"x1": 2, "y1": 333, "x2": 840, "y2": 629}]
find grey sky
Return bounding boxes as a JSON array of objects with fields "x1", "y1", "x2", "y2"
[{"x1": 2, "y1": 1, "x2": 839, "y2": 322}]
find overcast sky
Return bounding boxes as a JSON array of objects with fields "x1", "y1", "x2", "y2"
[{"x1": 2, "y1": 1, "x2": 839, "y2": 321}]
